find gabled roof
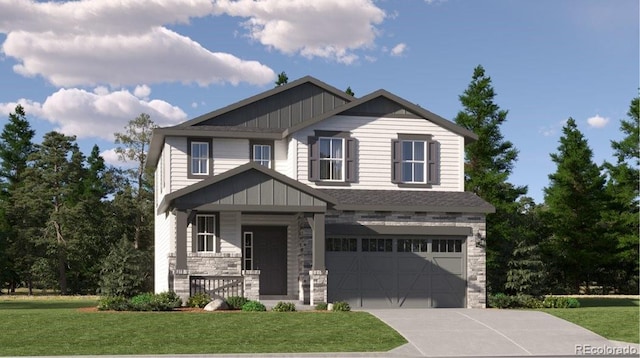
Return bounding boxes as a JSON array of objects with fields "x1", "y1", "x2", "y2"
[
  {"x1": 157, "y1": 162, "x2": 337, "y2": 214},
  {"x1": 283, "y1": 89, "x2": 478, "y2": 142},
  {"x1": 173, "y1": 75, "x2": 355, "y2": 128},
  {"x1": 147, "y1": 75, "x2": 478, "y2": 168}
]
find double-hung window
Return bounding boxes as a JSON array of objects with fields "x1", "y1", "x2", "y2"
[
  {"x1": 401, "y1": 140, "x2": 426, "y2": 183},
  {"x1": 308, "y1": 132, "x2": 357, "y2": 183},
  {"x1": 392, "y1": 134, "x2": 439, "y2": 185},
  {"x1": 190, "y1": 141, "x2": 209, "y2": 176},
  {"x1": 196, "y1": 215, "x2": 216, "y2": 252},
  {"x1": 319, "y1": 137, "x2": 344, "y2": 181},
  {"x1": 252, "y1": 144, "x2": 271, "y2": 168}
]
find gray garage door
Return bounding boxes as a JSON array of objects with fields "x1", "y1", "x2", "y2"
[{"x1": 326, "y1": 237, "x2": 466, "y2": 308}]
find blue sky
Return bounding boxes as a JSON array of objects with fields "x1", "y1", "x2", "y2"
[{"x1": 0, "y1": 0, "x2": 637, "y2": 203}]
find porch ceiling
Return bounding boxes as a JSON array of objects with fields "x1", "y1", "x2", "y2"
[{"x1": 158, "y1": 162, "x2": 336, "y2": 214}]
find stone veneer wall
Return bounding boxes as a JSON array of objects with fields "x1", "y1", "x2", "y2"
[
  {"x1": 322, "y1": 210, "x2": 487, "y2": 309},
  {"x1": 297, "y1": 215, "x2": 312, "y2": 303},
  {"x1": 169, "y1": 252, "x2": 243, "y2": 304}
]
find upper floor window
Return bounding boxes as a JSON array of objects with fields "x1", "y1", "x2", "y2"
[
  {"x1": 392, "y1": 134, "x2": 439, "y2": 186},
  {"x1": 196, "y1": 214, "x2": 216, "y2": 252},
  {"x1": 402, "y1": 140, "x2": 426, "y2": 183},
  {"x1": 319, "y1": 137, "x2": 344, "y2": 181},
  {"x1": 253, "y1": 144, "x2": 271, "y2": 168},
  {"x1": 190, "y1": 140, "x2": 210, "y2": 176},
  {"x1": 308, "y1": 131, "x2": 357, "y2": 184}
]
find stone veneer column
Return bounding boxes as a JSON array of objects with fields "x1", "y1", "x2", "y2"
[
  {"x1": 466, "y1": 223, "x2": 487, "y2": 308},
  {"x1": 243, "y1": 270, "x2": 260, "y2": 301},
  {"x1": 309, "y1": 270, "x2": 328, "y2": 306},
  {"x1": 173, "y1": 273, "x2": 190, "y2": 305}
]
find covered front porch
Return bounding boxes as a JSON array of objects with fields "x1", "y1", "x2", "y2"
[{"x1": 159, "y1": 162, "x2": 336, "y2": 305}]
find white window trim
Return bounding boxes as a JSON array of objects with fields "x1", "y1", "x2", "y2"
[
  {"x1": 196, "y1": 214, "x2": 216, "y2": 252},
  {"x1": 319, "y1": 137, "x2": 345, "y2": 181},
  {"x1": 252, "y1": 144, "x2": 271, "y2": 168},
  {"x1": 243, "y1": 232, "x2": 254, "y2": 270},
  {"x1": 401, "y1": 140, "x2": 427, "y2": 184},
  {"x1": 191, "y1": 141, "x2": 209, "y2": 175}
]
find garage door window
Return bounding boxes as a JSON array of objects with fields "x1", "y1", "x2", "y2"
[
  {"x1": 362, "y1": 238, "x2": 393, "y2": 252},
  {"x1": 327, "y1": 238, "x2": 357, "y2": 252},
  {"x1": 397, "y1": 239, "x2": 428, "y2": 252},
  {"x1": 432, "y1": 239, "x2": 462, "y2": 253}
]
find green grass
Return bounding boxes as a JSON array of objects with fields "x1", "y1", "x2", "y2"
[
  {"x1": 541, "y1": 298, "x2": 639, "y2": 344},
  {"x1": 0, "y1": 298, "x2": 406, "y2": 356}
]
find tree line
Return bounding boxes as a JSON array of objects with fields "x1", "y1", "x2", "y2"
[
  {"x1": 0, "y1": 67, "x2": 637, "y2": 295},
  {"x1": 0, "y1": 110, "x2": 155, "y2": 294}
]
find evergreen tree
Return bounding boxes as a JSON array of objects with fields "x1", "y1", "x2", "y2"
[
  {"x1": 454, "y1": 65, "x2": 527, "y2": 293},
  {"x1": 602, "y1": 97, "x2": 639, "y2": 293},
  {"x1": 99, "y1": 236, "x2": 150, "y2": 297},
  {"x1": 16, "y1": 132, "x2": 86, "y2": 294},
  {"x1": 0, "y1": 105, "x2": 36, "y2": 293},
  {"x1": 274, "y1": 71, "x2": 288, "y2": 87},
  {"x1": 345, "y1": 86, "x2": 355, "y2": 96},
  {"x1": 114, "y1": 114, "x2": 156, "y2": 249},
  {"x1": 543, "y1": 118, "x2": 610, "y2": 293}
]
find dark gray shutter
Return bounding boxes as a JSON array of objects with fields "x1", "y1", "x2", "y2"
[
  {"x1": 391, "y1": 139, "x2": 402, "y2": 183},
  {"x1": 345, "y1": 138, "x2": 357, "y2": 182},
  {"x1": 308, "y1": 136, "x2": 319, "y2": 181},
  {"x1": 427, "y1": 140, "x2": 439, "y2": 184}
]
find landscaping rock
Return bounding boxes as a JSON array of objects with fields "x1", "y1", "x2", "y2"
[{"x1": 204, "y1": 299, "x2": 228, "y2": 311}]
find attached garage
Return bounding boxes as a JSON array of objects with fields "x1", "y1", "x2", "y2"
[{"x1": 326, "y1": 236, "x2": 467, "y2": 308}]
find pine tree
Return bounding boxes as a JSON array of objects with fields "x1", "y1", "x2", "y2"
[
  {"x1": 454, "y1": 65, "x2": 527, "y2": 293},
  {"x1": 345, "y1": 86, "x2": 355, "y2": 96},
  {"x1": 602, "y1": 97, "x2": 639, "y2": 292},
  {"x1": 543, "y1": 118, "x2": 610, "y2": 293},
  {"x1": 0, "y1": 105, "x2": 36, "y2": 293},
  {"x1": 274, "y1": 71, "x2": 288, "y2": 87}
]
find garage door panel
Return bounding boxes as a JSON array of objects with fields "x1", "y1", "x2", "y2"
[
  {"x1": 361, "y1": 273, "x2": 395, "y2": 290},
  {"x1": 432, "y1": 257, "x2": 463, "y2": 275},
  {"x1": 432, "y1": 293, "x2": 465, "y2": 308},
  {"x1": 362, "y1": 255, "x2": 394, "y2": 271},
  {"x1": 397, "y1": 255, "x2": 430, "y2": 271}
]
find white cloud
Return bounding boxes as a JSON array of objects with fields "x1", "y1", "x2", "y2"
[
  {"x1": 134, "y1": 85, "x2": 151, "y2": 100},
  {"x1": 1, "y1": 87, "x2": 187, "y2": 140},
  {"x1": 212, "y1": 0, "x2": 386, "y2": 64},
  {"x1": 587, "y1": 114, "x2": 610, "y2": 128},
  {"x1": 390, "y1": 43, "x2": 407, "y2": 56},
  {"x1": 0, "y1": 0, "x2": 275, "y2": 87}
]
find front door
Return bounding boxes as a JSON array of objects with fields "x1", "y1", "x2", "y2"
[{"x1": 243, "y1": 226, "x2": 287, "y2": 295}]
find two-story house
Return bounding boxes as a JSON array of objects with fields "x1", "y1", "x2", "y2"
[{"x1": 148, "y1": 76, "x2": 494, "y2": 309}]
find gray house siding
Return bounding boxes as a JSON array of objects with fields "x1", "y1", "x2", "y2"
[{"x1": 196, "y1": 83, "x2": 349, "y2": 129}]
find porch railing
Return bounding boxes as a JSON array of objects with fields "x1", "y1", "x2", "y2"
[{"x1": 189, "y1": 276, "x2": 244, "y2": 298}]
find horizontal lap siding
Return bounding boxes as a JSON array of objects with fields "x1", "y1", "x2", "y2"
[
  {"x1": 294, "y1": 115, "x2": 463, "y2": 191},
  {"x1": 274, "y1": 139, "x2": 290, "y2": 176},
  {"x1": 220, "y1": 212, "x2": 241, "y2": 254},
  {"x1": 154, "y1": 212, "x2": 172, "y2": 293},
  {"x1": 168, "y1": 137, "x2": 198, "y2": 192},
  {"x1": 213, "y1": 139, "x2": 249, "y2": 175}
]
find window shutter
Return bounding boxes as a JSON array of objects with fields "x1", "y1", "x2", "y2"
[
  {"x1": 308, "y1": 136, "x2": 319, "y2": 181},
  {"x1": 345, "y1": 138, "x2": 357, "y2": 182},
  {"x1": 427, "y1": 140, "x2": 440, "y2": 184},
  {"x1": 391, "y1": 139, "x2": 402, "y2": 183}
]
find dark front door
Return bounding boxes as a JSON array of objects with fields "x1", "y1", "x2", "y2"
[{"x1": 243, "y1": 226, "x2": 287, "y2": 295}]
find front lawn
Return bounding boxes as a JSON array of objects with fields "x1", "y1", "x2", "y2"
[
  {"x1": 540, "y1": 298, "x2": 639, "y2": 344},
  {"x1": 0, "y1": 298, "x2": 406, "y2": 356}
]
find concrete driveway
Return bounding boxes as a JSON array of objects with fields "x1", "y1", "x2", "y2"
[{"x1": 367, "y1": 309, "x2": 639, "y2": 357}]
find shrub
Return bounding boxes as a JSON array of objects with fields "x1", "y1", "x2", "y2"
[
  {"x1": 241, "y1": 300, "x2": 266, "y2": 312},
  {"x1": 97, "y1": 296, "x2": 129, "y2": 311},
  {"x1": 488, "y1": 293, "x2": 512, "y2": 308},
  {"x1": 543, "y1": 296, "x2": 580, "y2": 308},
  {"x1": 187, "y1": 292, "x2": 211, "y2": 308},
  {"x1": 315, "y1": 302, "x2": 328, "y2": 311},
  {"x1": 130, "y1": 292, "x2": 155, "y2": 311},
  {"x1": 332, "y1": 301, "x2": 351, "y2": 312},
  {"x1": 272, "y1": 301, "x2": 296, "y2": 312},
  {"x1": 226, "y1": 296, "x2": 249, "y2": 310},
  {"x1": 156, "y1": 291, "x2": 182, "y2": 309}
]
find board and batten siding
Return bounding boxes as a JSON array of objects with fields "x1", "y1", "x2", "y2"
[
  {"x1": 293, "y1": 115, "x2": 464, "y2": 191},
  {"x1": 154, "y1": 211, "x2": 172, "y2": 293}
]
